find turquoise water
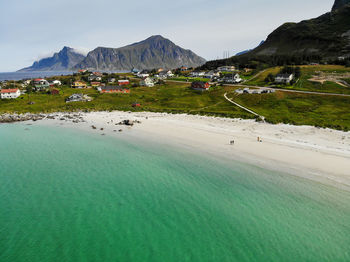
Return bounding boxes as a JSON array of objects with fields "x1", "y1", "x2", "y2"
[{"x1": 1, "y1": 124, "x2": 350, "y2": 262}]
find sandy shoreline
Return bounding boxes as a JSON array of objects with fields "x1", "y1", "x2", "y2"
[{"x1": 18, "y1": 111, "x2": 350, "y2": 190}]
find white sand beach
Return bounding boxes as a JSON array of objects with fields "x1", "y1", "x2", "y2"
[{"x1": 38, "y1": 111, "x2": 350, "y2": 190}]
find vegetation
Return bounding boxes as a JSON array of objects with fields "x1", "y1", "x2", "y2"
[
  {"x1": 169, "y1": 76, "x2": 211, "y2": 83},
  {"x1": 227, "y1": 91, "x2": 350, "y2": 131},
  {"x1": 246, "y1": 65, "x2": 350, "y2": 95},
  {"x1": 1, "y1": 68, "x2": 350, "y2": 131},
  {"x1": 0, "y1": 83, "x2": 251, "y2": 119}
]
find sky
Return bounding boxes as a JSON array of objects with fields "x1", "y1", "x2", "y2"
[{"x1": 0, "y1": 0, "x2": 334, "y2": 72}]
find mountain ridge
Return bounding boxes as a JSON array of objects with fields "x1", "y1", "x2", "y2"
[
  {"x1": 201, "y1": 0, "x2": 350, "y2": 69},
  {"x1": 19, "y1": 47, "x2": 86, "y2": 72},
  {"x1": 73, "y1": 35, "x2": 206, "y2": 71}
]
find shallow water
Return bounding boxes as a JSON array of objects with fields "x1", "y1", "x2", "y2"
[{"x1": 1, "y1": 124, "x2": 350, "y2": 262}]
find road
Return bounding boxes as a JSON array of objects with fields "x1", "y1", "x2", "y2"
[
  {"x1": 165, "y1": 80, "x2": 350, "y2": 97},
  {"x1": 224, "y1": 93, "x2": 265, "y2": 120}
]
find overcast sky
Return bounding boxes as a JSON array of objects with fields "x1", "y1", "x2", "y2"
[{"x1": 0, "y1": 0, "x2": 334, "y2": 72}]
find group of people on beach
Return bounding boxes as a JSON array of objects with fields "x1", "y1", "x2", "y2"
[{"x1": 230, "y1": 137, "x2": 263, "y2": 145}]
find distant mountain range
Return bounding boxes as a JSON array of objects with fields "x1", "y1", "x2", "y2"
[
  {"x1": 74, "y1": 35, "x2": 206, "y2": 71},
  {"x1": 201, "y1": 0, "x2": 350, "y2": 69},
  {"x1": 19, "y1": 47, "x2": 86, "y2": 72},
  {"x1": 19, "y1": 36, "x2": 206, "y2": 72}
]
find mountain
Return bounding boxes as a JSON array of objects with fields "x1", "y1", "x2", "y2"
[
  {"x1": 332, "y1": 0, "x2": 350, "y2": 11},
  {"x1": 246, "y1": 2, "x2": 350, "y2": 58},
  {"x1": 201, "y1": 0, "x2": 350, "y2": 69},
  {"x1": 19, "y1": 47, "x2": 86, "y2": 72},
  {"x1": 74, "y1": 35, "x2": 206, "y2": 71}
]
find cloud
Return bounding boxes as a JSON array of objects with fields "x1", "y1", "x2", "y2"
[
  {"x1": 72, "y1": 47, "x2": 90, "y2": 56},
  {"x1": 35, "y1": 51, "x2": 55, "y2": 62}
]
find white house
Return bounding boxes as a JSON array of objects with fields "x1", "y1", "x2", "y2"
[
  {"x1": 275, "y1": 74, "x2": 294, "y2": 84},
  {"x1": 140, "y1": 77, "x2": 154, "y2": 87},
  {"x1": 217, "y1": 66, "x2": 236, "y2": 72},
  {"x1": 88, "y1": 75, "x2": 102, "y2": 81},
  {"x1": 51, "y1": 80, "x2": 62, "y2": 86},
  {"x1": 204, "y1": 71, "x2": 220, "y2": 79},
  {"x1": 220, "y1": 73, "x2": 242, "y2": 83},
  {"x1": 156, "y1": 70, "x2": 174, "y2": 79},
  {"x1": 1, "y1": 88, "x2": 21, "y2": 99},
  {"x1": 190, "y1": 71, "x2": 206, "y2": 77}
]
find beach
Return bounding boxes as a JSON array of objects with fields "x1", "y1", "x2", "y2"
[{"x1": 33, "y1": 111, "x2": 350, "y2": 190}]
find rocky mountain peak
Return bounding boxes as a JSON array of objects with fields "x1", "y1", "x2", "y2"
[{"x1": 332, "y1": 0, "x2": 350, "y2": 11}]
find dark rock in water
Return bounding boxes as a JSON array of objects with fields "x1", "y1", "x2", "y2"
[
  {"x1": 118, "y1": 129, "x2": 123, "y2": 132},
  {"x1": 91, "y1": 125, "x2": 97, "y2": 129}
]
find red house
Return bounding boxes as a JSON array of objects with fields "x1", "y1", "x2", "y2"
[
  {"x1": 100, "y1": 86, "x2": 130, "y2": 94},
  {"x1": 118, "y1": 80, "x2": 130, "y2": 86},
  {"x1": 191, "y1": 81, "x2": 210, "y2": 91}
]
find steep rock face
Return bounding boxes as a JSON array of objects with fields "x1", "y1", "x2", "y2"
[
  {"x1": 249, "y1": 4, "x2": 350, "y2": 58},
  {"x1": 74, "y1": 35, "x2": 206, "y2": 71},
  {"x1": 332, "y1": 0, "x2": 350, "y2": 11},
  {"x1": 19, "y1": 47, "x2": 86, "y2": 71}
]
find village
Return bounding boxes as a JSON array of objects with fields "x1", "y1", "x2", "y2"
[{"x1": 0, "y1": 65, "x2": 297, "y2": 101}]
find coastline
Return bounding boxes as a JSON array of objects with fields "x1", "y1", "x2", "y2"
[{"x1": 6, "y1": 111, "x2": 350, "y2": 190}]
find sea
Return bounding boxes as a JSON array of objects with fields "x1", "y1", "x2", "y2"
[
  {"x1": 0, "y1": 71, "x2": 73, "y2": 81},
  {"x1": 1, "y1": 123, "x2": 350, "y2": 262}
]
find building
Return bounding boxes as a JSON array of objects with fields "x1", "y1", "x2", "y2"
[
  {"x1": 275, "y1": 74, "x2": 294, "y2": 84},
  {"x1": 118, "y1": 80, "x2": 130, "y2": 86},
  {"x1": 88, "y1": 75, "x2": 102, "y2": 81},
  {"x1": 217, "y1": 66, "x2": 236, "y2": 72},
  {"x1": 78, "y1": 69, "x2": 88, "y2": 73},
  {"x1": 137, "y1": 70, "x2": 150, "y2": 78},
  {"x1": 98, "y1": 86, "x2": 130, "y2": 94},
  {"x1": 66, "y1": 94, "x2": 84, "y2": 103},
  {"x1": 203, "y1": 71, "x2": 220, "y2": 79},
  {"x1": 190, "y1": 71, "x2": 205, "y2": 77},
  {"x1": 33, "y1": 78, "x2": 50, "y2": 90},
  {"x1": 108, "y1": 78, "x2": 116, "y2": 83},
  {"x1": 156, "y1": 70, "x2": 174, "y2": 79},
  {"x1": 50, "y1": 80, "x2": 62, "y2": 86},
  {"x1": 71, "y1": 81, "x2": 87, "y2": 88},
  {"x1": 180, "y1": 66, "x2": 188, "y2": 71},
  {"x1": 92, "y1": 72, "x2": 103, "y2": 77},
  {"x1": 131, "y1": 68, "x2": 140, "y2": 74},
  {"x1": 220, "y1": 73, "x2": 242, "y2": 84},
  {"x1": 1, "y1": 88, "x2": 21, "y2": 99},
  {"x1": 91, "y1": 82, "x2": 101, "y2": 87},
  {"x1": 140, "y1": 77, "x2": 154, "y2": 87},
  {"x1": 191, "y1": 81, "x2": 210, "y2": 91}
]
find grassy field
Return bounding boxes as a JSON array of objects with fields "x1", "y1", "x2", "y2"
[
  {"x1": 245, "y1": 65, "x2": 350, "y2": 95},
  {"x1": 227, "y1": 91, "x2": 350, "y2": 131},
  {"x1": 0, "y1": 83, "x2": 251, "y2": 119},
  {"x1": 169, "y1": 76, "x2": 211, "y2": 82},
  {"x1": 1, "y1": 80, "x2": 350, "y2": 131}
]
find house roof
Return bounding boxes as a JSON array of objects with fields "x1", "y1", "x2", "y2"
[
  {"x1": 101, "y1": 86, "x2": 129, "y2": 91},
  {"x1": 1, "y1": 88, "x2": 19, "y2": 93},
  {"x1": 192, "y1": 81, "x2": 209, "y2": 88},
  {"x1": 276, "y1": 74, "x2": 293, "y2": 78}
]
